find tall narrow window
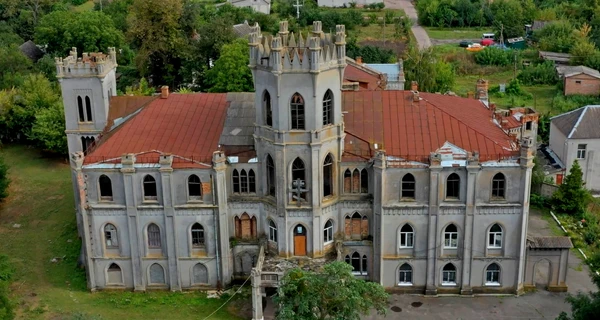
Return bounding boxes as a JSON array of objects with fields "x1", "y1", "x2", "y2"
[
  {"x1": 188, "y1": 174, "x2": 202, "y2": 199},
  {"x1": 360, "y1": 169, "x2": 368, "y2": 193},
  {"x1": 264, "y1": 90, "x2": 272, "y2": 126},
  {"x1": 290, "y1": 93, "x2": 305, "y2": 130},
  {"x1": 323, "y1": 154, "x2": 333, "y2": 197},
  {"x1": 191, "y1": 223, "x2": 205, "y2": 247},
  {"x1": 99, "y1": 175, "x2": 113, "y2": 200},
  {"x1": 107, "y1": 263, "x2": 122, "y2": 284},
  {"x1": 352, "y1": 169, "x2": 360, "y2": 193},
  {"x1": 442, "y1": 264, "x2": 456, "y2": 285},
  {"x1": 149, "y1": 263, "x2": 165, "y2": 284},
  {"x1": 104, "y1": 224, "x2": 118, "y2": 248},
  {"x1": 236, "y1": 213, "x2": 257, "y2": 239},
  {"x1": 268, "y1": 219, "x2": 277, "y2": 242},
  {"x1": 240, "y1": 169, "x2": 248, "y2": 193},
  {"x1": 77, "y1": 96, "x2": 85, "y2": 122},
  {"x1": 232, "y1": 169, "x2": 240, "y2": 193},
  {"x1": 446, "y1": 173, "x2": 460, "y2": 199},
  {"x1": 143, "y1": 175, "x2": 157, "y2": 200},
  {"x1": 444, "y1": 224, "x2": 458, "y2": 248},
  {"x1": 344, "y1": 169, "x2": 352, "y2": 193},
  {"x1": 485, "y1": 263, "x2": 501, "y2": 285},
  {"x1": 399, "y1": 224, "x2": 414, "y2": 248},
  {"x1": 491, "y1": 173, "x2": 505, "y2": 199},
  {"x1": 249, "y1": 169, "x2": 256, "y2": 193},
  {"x1": 324, "y1": 220, "x2": 333, "y2": 243},
  {"x1": 323, "y1": 90, "x2": 333, "y2": 126},
  {"x1": 147, "y1": 223, "x2": 161, "y2": 248},
  {"x1": 292, "y1": 158, "x2": 306, "y2": 200},
  {"x1": 577, "y1": 144, "x2": 587, "y2": 159},
  {"x1": 350, "y1": 212, "x2": 362, "y2": 239},
  {"x1": 401, "y1": 174, "x2": 416, "y2": 199},
  {"x1": 346, "y1": 253, "x2": 368, "y2": 275},
  {"x1": 351, "y1": 252, "x2": 361, "y2": 273},
  {"x1": 398, "y1": 264, "x2": 412, "y2": 285},
  {"x1": 488, "y1": 224, "x2": 503, "y2": 248},
  {"x1": 85, "y1": 96, "x2": 92, "y2": 121},
  {"x1": 267, "y1": 155, "x2": 276, "y2": 197}
]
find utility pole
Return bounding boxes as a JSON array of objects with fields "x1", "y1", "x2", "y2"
[
  {"x1": 293, "y1": 0, "x2": 303, "y2": 20},
  {"x1": 513, "y1": 51, "x2": 518, "y2": 80},
  {"x1": 383, "y1": 19, "x2": 386, "y2": 46}
]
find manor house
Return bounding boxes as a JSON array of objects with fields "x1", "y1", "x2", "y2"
[{"x1": 57, "y1": 21, "x2": 570, "y2": 300}]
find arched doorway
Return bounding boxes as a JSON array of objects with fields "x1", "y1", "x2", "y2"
[
  {"x1": 294, "y1": 224, "x2": 307, "y2": 256},
  {"x1": 534, "y1": 259, "x2": 552, "y2": 289}
]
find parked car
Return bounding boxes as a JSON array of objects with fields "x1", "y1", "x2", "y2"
[
  {"x1": 466, "y1": 43, "x2": 485, "y2": 52},
  {"x1": 459, "y1": 41, "x2": 472, "y2": 48},
  {"x1": 481, "y1": 39, "x2": 495, "y2": 46}
]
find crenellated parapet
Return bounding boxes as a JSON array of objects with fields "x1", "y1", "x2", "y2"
[
  {"x1": 55, "y1": 47, "x2": 118, "y2": 79},
  {"x1": 249, "y1": 21, "x2": 346, "y2": 73}
]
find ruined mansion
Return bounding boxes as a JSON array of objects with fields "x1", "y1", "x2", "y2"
[{"x1": 57, "y1": 21, "x2": 572, "y2": 305}]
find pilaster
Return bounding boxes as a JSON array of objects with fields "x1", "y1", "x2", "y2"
[
  {"x1": 372, "y1": 151, "x2": 386, "y2": 284},
  {"x1": 251, "y1": 269, "x2": 263, "y2": 320},
  {"x1": 159, "y1": 155, "x2": 180, "y2": 291},
  {"x1": 426, "y1": 153, "x2": 442, "y2": 295},
  {"x1": 213, "y1": 151, "x2": 232, "y2": 285},
  {"x1": 120, "y1": 154, "x2": 143, "y2": 291},
  {"x1": 461, "y1": 153, "x2": 480, "y2": 295},
  {"x1": 516, "y1": 138, "x2": 535, "y2": 293}
]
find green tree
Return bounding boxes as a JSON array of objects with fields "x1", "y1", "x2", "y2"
[
  {"x1": 205, "y1": 39, "x2": 253, "y2": 93},
  {"x1": 35, "y1": 10, "x2": 124, "y2": 55},
  {"x1": 274, "y1": 261, "x2": 388, "y2": 320},
  {"x1": 404, "y1": 46, "x2": 454, "y2": 93},
  {"x1": 551, "y1": 160, "x2": 590, "y2": 216},
  {"x1": 0, "y1": 157, "x2": 9, "y2": 202},
  {"x1": 0, "y1": 45, "x2": 33, "y2": 90},
  {"x1": 29, "y1": 102, "x2": 67, "y2": 154},
  {"x1": 535, "y1": 20, "x2": 578, "y2": 53},
  {"x1": 570, "y1": 41, "x2": 596, "y2": 65},
  {"x1": 491, "y1": 0, "x2": 525, "y2": 38},
  {"x1": 94, "y1": 0, "x2": 134, "y2": 33},
  {"x1": 0, "y1": 254, "x2": 14, "y2": 319},
  {"x1": 556, "y1": 251, "x2": 600, "y2": 320}
]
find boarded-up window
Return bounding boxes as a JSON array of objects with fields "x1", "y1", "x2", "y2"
[
  {"x1": 235, "y1": 213, "x2": 257, "y2": 239},
  {"x1": 351, "y1": 212, "x2": 361, "y2": 240},
  {"x1": 352, "y1": 169, "x2": 360, "y2": 193},
  {"x1": 193, "y1": 263, "x2": 208, "y2": 284},
  {"x1": 345, "y1": 212, "x2": 368, "y2": 240},
  {"x1": 361, "y1": 216, "x2": 369, "y2": 239},
  {"x1": 344, "y1": 215, "x2": 351, "y2": 238},
  {"x1": 344, "y1": 168, "x2": 368, "y2": 194},
  {"x1": 107, "y1": 263, "x2": 122, "y2": 284},
  {"x1": 344, "y1": 169, "x2": 352, "y2": 193},
  {"x1": 149, "y1": 263, "x2": 165, "y2": 284}
]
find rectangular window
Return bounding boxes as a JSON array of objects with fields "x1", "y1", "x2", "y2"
[
  {"x1": 442, "y1": 271, "x2": 456, "y2": 284},
  {"x1": 400, "y1": 232, "x2": 413, "y2": 248},
  {"x1": 398, "y1": 270, "x2": 412, "y2": 284},
  {"x1": 488, "y1": 233, "x2": 502, "y2": 248},
  {"x1": 575, "y1": 80, "x2": 582, "y2": 84},
  {"x1": 525, "y1": 121, "x2": 532, "y2": 130},
  {"x1": 486, "y1": 270, "x2": 500, "y2": 284},
  {"x1": 444, "y1": 233, "x2": 458, "y2": 248},
  {"x1": 577, "y1": 144, "x2": 587, "y2": 159}
]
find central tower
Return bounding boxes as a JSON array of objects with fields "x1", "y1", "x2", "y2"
[{"x1": 250, "y1": 21, "x2": 347, "y2": 257}]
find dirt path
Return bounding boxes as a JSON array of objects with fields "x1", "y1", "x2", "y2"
[{"x1": 384, "y1": 0, "x2": 431, "y2": 49}]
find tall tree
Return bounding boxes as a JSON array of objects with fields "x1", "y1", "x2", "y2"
[
  {"x1": 205, "y1": 39, "x2": 253, "y2": 93},
  {"x1": 29, "y1": 102, "x2": 67, "y2": 154},
  {"x1": 404, "y1": 46, "x2": 454, "y2": 93},
  {"x1": 490, "y1": 0, "x2": 525, "y2": 38},
  {"x1": 127, "y1": 0, "x2": 186, "y2": 88},
  {"x1": 274, "y1": 261, "x2": 388, "y2": 320},
  {"x1": 551, "y1": 160, "x2": 591, "y2": 216}
]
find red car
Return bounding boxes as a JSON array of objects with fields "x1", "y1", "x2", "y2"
[{"x1": 481, "y1": 39, "x2": 495, "y2": 46}]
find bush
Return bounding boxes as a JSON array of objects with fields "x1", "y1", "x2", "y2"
[
  {"x1": 530, "y1": 193, "x2": 550, "y2": 208},
  {"x1": 474, "y1": 47, "x2": 513, "y2": 66},
  {"x1": 552, "y1": 94, "x2": 600, "y2": 114},
  {"x1": 517, "y1": 61, "x2": 558, "y2": 85},
  {"x1": 71, "y1": 0, "x2": 88, "y2": 5},
  {"x1": 0, "y1": 157, "x2": 8, "y2": 202}
]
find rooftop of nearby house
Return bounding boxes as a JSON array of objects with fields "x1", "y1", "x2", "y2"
[
  {"x1": 551, "y1": 105, "x2": 600, "y2": 139},
  {"x1": 556, "y1": 65, "x2": 600, "y2": 79},
  {"x1": 343, "y1": 57, "x2": 386, "y2": 91}
]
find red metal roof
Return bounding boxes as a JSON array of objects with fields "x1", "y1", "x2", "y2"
[
  {"x1": 343, "y1": 63, "x2": 385, "y2": 91},
  {"x1": 342, "y1": 91, "x2": 517, "y2": 162},
  {"x1": 86, "y1": 93, "x2": 228, "y2": 168}
]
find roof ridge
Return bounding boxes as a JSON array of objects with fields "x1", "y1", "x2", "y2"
[
  {"x1": 419, "y1": 94, "x2": 513, "y2": 151},
  {"x1": 550, "y1": 105, "x2": 586, "y2": 120},
  {"x1": 568, "y1": 105, "x2": 590, "y2": 138}
]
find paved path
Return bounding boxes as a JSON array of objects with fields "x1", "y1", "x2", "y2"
[{"x1": 385, "y1": 0, "x2": 431, "y2": 49}]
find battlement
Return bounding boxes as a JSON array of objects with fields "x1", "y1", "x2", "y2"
[
  {"x1": 249, "y1": 21, "x2": 346, "y2": 73},
  {"x1": 55, "y1": 47, "x2": 118, "y2": 78}
]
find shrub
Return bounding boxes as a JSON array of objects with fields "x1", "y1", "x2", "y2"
[
  {"x1": 584, "y1": 229, "x2": 598, "y2": 245},
  {"x1": 384, "y1": 11, "x2": 396, "y2": 24},
  {"x1": 530, "y1": 193, "x2": 550, "y2": 208},
  {"x1": 517, "y1": 61, "x2": 558, "y2": 85},
  {"x1": 0, "y1": 155, "x2": 9, "y2": 202},
  {"x1": 71, "y1": 0, "x2": 88, "y2": 5},
  {"x1": 368, "y1": 13, "x2": 378, "y2": 25},
  {"x1": 474, "y1": 47, "x2": 513, "y2": 66}
]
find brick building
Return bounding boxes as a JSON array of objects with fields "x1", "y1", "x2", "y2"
[{"x1": 557, "y1": 65, "x2": 600, "y2": 96}]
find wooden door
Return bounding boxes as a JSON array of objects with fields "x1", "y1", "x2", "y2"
[{"x1": 294, "y1": 225, "x2": 306, "y2": 256}]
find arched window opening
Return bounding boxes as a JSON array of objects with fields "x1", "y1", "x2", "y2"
[
  {"x1": 143, "y1": 175, "x2": 157, "y2": 200},
  {"x1": 240, "y1": 169, "x2": 248, "y2": 193},
  {"x1": 232, "y1": 169, "x2": 240, "y2": 193},
  {"x1": 188, "y1": 175, "x2": 202, "y2": 199},
  {"x1": 81, "y1": 136, "x2": 95, "y2": 154},
  {"x1": 235, "y1": 213, "x2": 257, "y2": 239},
  {"x1": 352, "y1": 169, "x2": 360, "y2": 193},
  {"x1": 442, "y1": 264, "x2": 457, "y2": 285},
  {"x1": 107, "y1": 263, "x2": 122, "y2": 284},
  {"x1": 488, "y1": 224, "x2": 503, "y2": 248},
  {"x1": 344, "y1": 168, "x2": 368, "y2": 194},
  {"x1": 85, "y1": 96, "x2": 92, "y2": 121},
  {"x1": 485, "y1": 263, "x2": 501, "y2": 285},
  {"x1": 291, "y1": 158, "x2": 306, "y2": 201},
  {"x1": 444, "y1": 224, "x2": 458, "y2": 248},
  {"x1": 268, "y1": 220, "x2": 277, "y2": 242},
  {"x1": 191, "y1": 223, "x2": 205, "y2": 247},
  {"x1": 492, "y1": 173, "x2": 506, "y2": 199},
  {"x1": 264, "y1": 90, "x2": 272, "y2": 126},
  {"x1": 149, "y1": 263, "x2": 165, "y2": 284},
  {"x1": 232, "y1": 169, "x2": 256, "y2": 194},
  {"x1": 324, "y1": 220, "x2": 333, "y2": 243},
  {"x1": 398, "y1": 263, "x2": 412, "y2": 285},
  {"x1": 345, "y1": 252, "x2": 367, "y2": 275},
  {"x1": 290, "y1": 93, "x2": 305, "y2": 130},
  {"x1": 360, "y1": 169, "x2": 368, "y2": 193},
  {"x1": 351, "y1": 252, "x2": 361, "y2": 273},
  {"x1": 323, "y1": 90, "x2": 333, "y2": 126},
  {"x1": 104, "y1": 224, "x2": 118, "y2": 248},
  {"x1": 361, "y1": 216, "x2": 369, "y2": 239},
  {"x1": 401, "y1": 174, "x2": 416, "y2": 199},
  {"x1": 147, "y1": 223, "x2": 161, "y2": 248},
  {"x1": 77, "y1": 96, "x2": 85, "y2": 122},
  {"x1": 344, "y1": 169, "x2": 352, "y2": 193},
  {"x1": 323, "y1": 154, "x2": 333, "y2": 197},
  {"x1": 99, "y1": 175, "x2": 113, "y2": 200},
  {"x1": 446, "y1": 173, "x2": 460, "y2": 199},
  {"x1": 399, "y1": 224, "x2": 414, "y2": 248},
  {"x1": 249, "y1": 169, "x2": 256, "y2": 193},
  {"x1": 193, "y1": 263, "x2": 208, "y2": 284},
  {"x1": 267, "y1": 155, "x2": 276, "y2": 197}
]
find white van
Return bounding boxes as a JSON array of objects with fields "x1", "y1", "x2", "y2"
[{"x1": 482, "y1": 33, "x2": 495, "y2": 40}]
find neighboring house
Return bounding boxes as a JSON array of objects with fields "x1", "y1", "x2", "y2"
[
  {"x1": 365, "y1": 60, "x2": 406, "y2": 90},
  {"x1": 57, "y1": 22, "x2": 571, "y2": 310},
  {"x1": 318, "y1": 0, "x2": 379, "y2": 7},
  {"x1": 556, "y1": 65, "x2": 600, "y2": 96},
  {"x1": 233, "y1": 20, "x2": 253, "y2": 38},
  {"x1": 343, "y1": 57, "x2": 387, "y2": 90},
  {"x1": 225, "y1": 0, "x2": 271, "y2": 14},
  {"x1": 549, "y1": 105, "x2": 600, "y2": 192},
  {"x1": 539, "y1": 51, "x2": 571, "y2": 65},
  {"x1": 19, "y1": 40, "x2": 44, "y2": 62}
]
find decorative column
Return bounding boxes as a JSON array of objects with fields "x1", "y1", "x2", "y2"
[
  {"x1": 426, "y1": 153, "x2": 442, "y2": 295},
  {"x1": 121, "y1": 153, "x2": 144, "y2": 291},
  {"x1": 461, "y1": 152, "x2": 480, "y2": 295},
  {"x1": 213, "y1": 151, "x2": 232, "y2": 285},
  {"x1": 159, "y1": 154, "x2": 181, "y2": 291},
  {"x1": 251, "y1": 269, "x2": 263, "y2": 320},
  {"x1": 516, "y1": 137, "x2": 535, "y2": 294},
  {"x1": 372, "y1": 151, "x2": 386, "y2": 284}
]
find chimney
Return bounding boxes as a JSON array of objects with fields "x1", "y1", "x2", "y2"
[
  {"x1": 411, "y1": 81, "x2": 418, "y2": 92},
  {"x1": 412, "y1": 91, "x2": 420, "y2": 102},
  {"x1": 467, "y1": 91, "x2": 474, "y2": 99},
  {"x1": 161, "y1": 86, "x2": 169, "y2": 99},
  {"x1": 356, "y1": 56, "x2": 363, "y2": 64}
]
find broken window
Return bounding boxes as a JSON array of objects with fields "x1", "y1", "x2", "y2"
[
  {"x1": 401, "y1": 173, "x2": 415, "y2": 199},
  {"x1": 264, "y1": 90, "x2": 272, "y2": 126},
  {"x1": 323, "y1": 90, "x2": 333, "y2": 126},
  {"x1": 188, "y1": 174, "x2": 202, "y2": 199},
  {"x1": 191, "y1": 223, "x2": 205, "y2": 247},
  {"x1": 491, "y1": 173, "x2": 505, "y2": 199},
  {"x1": 290, "y1": 93, "x2": 305, "y2": 130},
  {"x1": 104, "y1": 224, "x2": 118, "y2": 248},
  {"x1": 323, "y1": 154, "x2": 333, "y2": 197},
  {"x1": 99, "y1": 175, "x2": 113, "y2": 200},
  {"x1": 266, "y1": 155, "x2": 276, "y2": 197},
  {"x1": 143, "y1": 175, "x2": 157, "y2": 200},
  {"x1": 446, "y1": 173, "x2": 460, "y2": 199}
]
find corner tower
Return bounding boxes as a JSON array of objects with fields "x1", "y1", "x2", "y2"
[
  {"x1": 250, "y1": 21, "x2": 347, "y2": 258},
  {"x1": 56, "y1": 47, "x2": 117, "y2": 154}
]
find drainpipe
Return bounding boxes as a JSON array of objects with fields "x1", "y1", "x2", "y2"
[{"x1": 211, "y1": 174, "x2": 221, "y2": 289}]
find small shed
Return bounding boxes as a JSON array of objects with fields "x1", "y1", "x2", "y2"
[
  {"x1": 539, "y1": 51, "x2": 571, "y2": 65},
  {"x1": 19, "y1": 40, "x2": 44, "y2": 62},
  {"x1": 556, "y1": 65, "x2": 600, "y2": 95},
  {"x1": 507, "y1": 37, "x2": 526, "y2": 50}
]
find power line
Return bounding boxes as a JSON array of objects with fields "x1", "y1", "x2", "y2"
[{"x1": 202, "y1": 275, "x2": 251, "y2": 320}]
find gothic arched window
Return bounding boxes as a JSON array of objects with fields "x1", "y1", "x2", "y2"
[
  {"x1": 292, "y1": 158, "x2": 306, "y2": 200},
  {"x1": 266, "y1": 155, "x2": 276, "y2": 197},
  {"x1": 323, "y1": 90, "x2": 333, "y2": 126},
  {"x1": 323, "y1": 154, "x2": 333, "y2": 197},
  {"x1": 99, "y1": 175, "x2": 113, "y2": 201},
  {"x1": 264, "y1": 90, "x2": 272, "y2": 126},
  {"x1": 188, "y1": 174, "x2": 202, "y2": 199},
  {"x1": 77, "y1": 96, "x2": 85, "y2": 122},
  {"x1": 85, "y1": 96, "x2": 92, "y2": 121},
  {"x1": 290, "y1": 93, "x2": 305, "y2": 130}
]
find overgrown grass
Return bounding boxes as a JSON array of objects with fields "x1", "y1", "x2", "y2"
[
  {"x1": 424, "y1": 27, "x2": 493, "y2": 40},
  {"x1": 0, "y1": 145, "x2": 243, "y2": 319},
  {"x1": 72, "y1": 1, "x2": 95, "y2": 12}
]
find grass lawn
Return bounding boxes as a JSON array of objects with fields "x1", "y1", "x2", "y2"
[
  {"x1": 425, "y1": 27, "x2": 493, "y2": 40},
  {"x1": 352, "y1": 23, "x2": 404, "y2": 42},
  {"x1": 0, "y1": 145, "x2": 244, "y2": 320},
  {"x1": 72, "y1": 0, "x2": 95, "y2": 12}
]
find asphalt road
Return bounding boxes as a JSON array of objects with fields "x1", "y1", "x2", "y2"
[{"x1": 384, "y1": 0, "x2": 431, "y2": 49}]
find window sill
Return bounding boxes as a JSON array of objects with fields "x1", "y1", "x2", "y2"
[
  {"x1": 187, "y1": 199, "x2": 203, "y2": 203},
  {"x1": 399, "y1": 246, "x2": 414, "y2": 249},
  {"x1": 397, "y1": 283, "x2": 413, "y2": 286},
  {"x1": 100, "y1": 198, "x2": 114, "y2": 202},
  {"x1": 487, "y1": 246, "x2": 502, "y2": 249},
  {"x1": 324, "y1": 240, "x2": 334, "y2": 246},
  {"x1": 399, "y1": 198, "x2": 416, "y2": 202},
  {"x1": 443, "y1": 246, "x2": 458, "y2": 249},
  {"x1": 485, "y1": 283, "x2": 501, "y2": 286},
  {"x1": 352, "y1": 272, "x2": 368, "y2": 276},
  {"x1": 138, "y1": 204, "x2": 163, "y2": 209},
  {"x1": 441, "y1": 283, "x2": 457, "y2": 286}
]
